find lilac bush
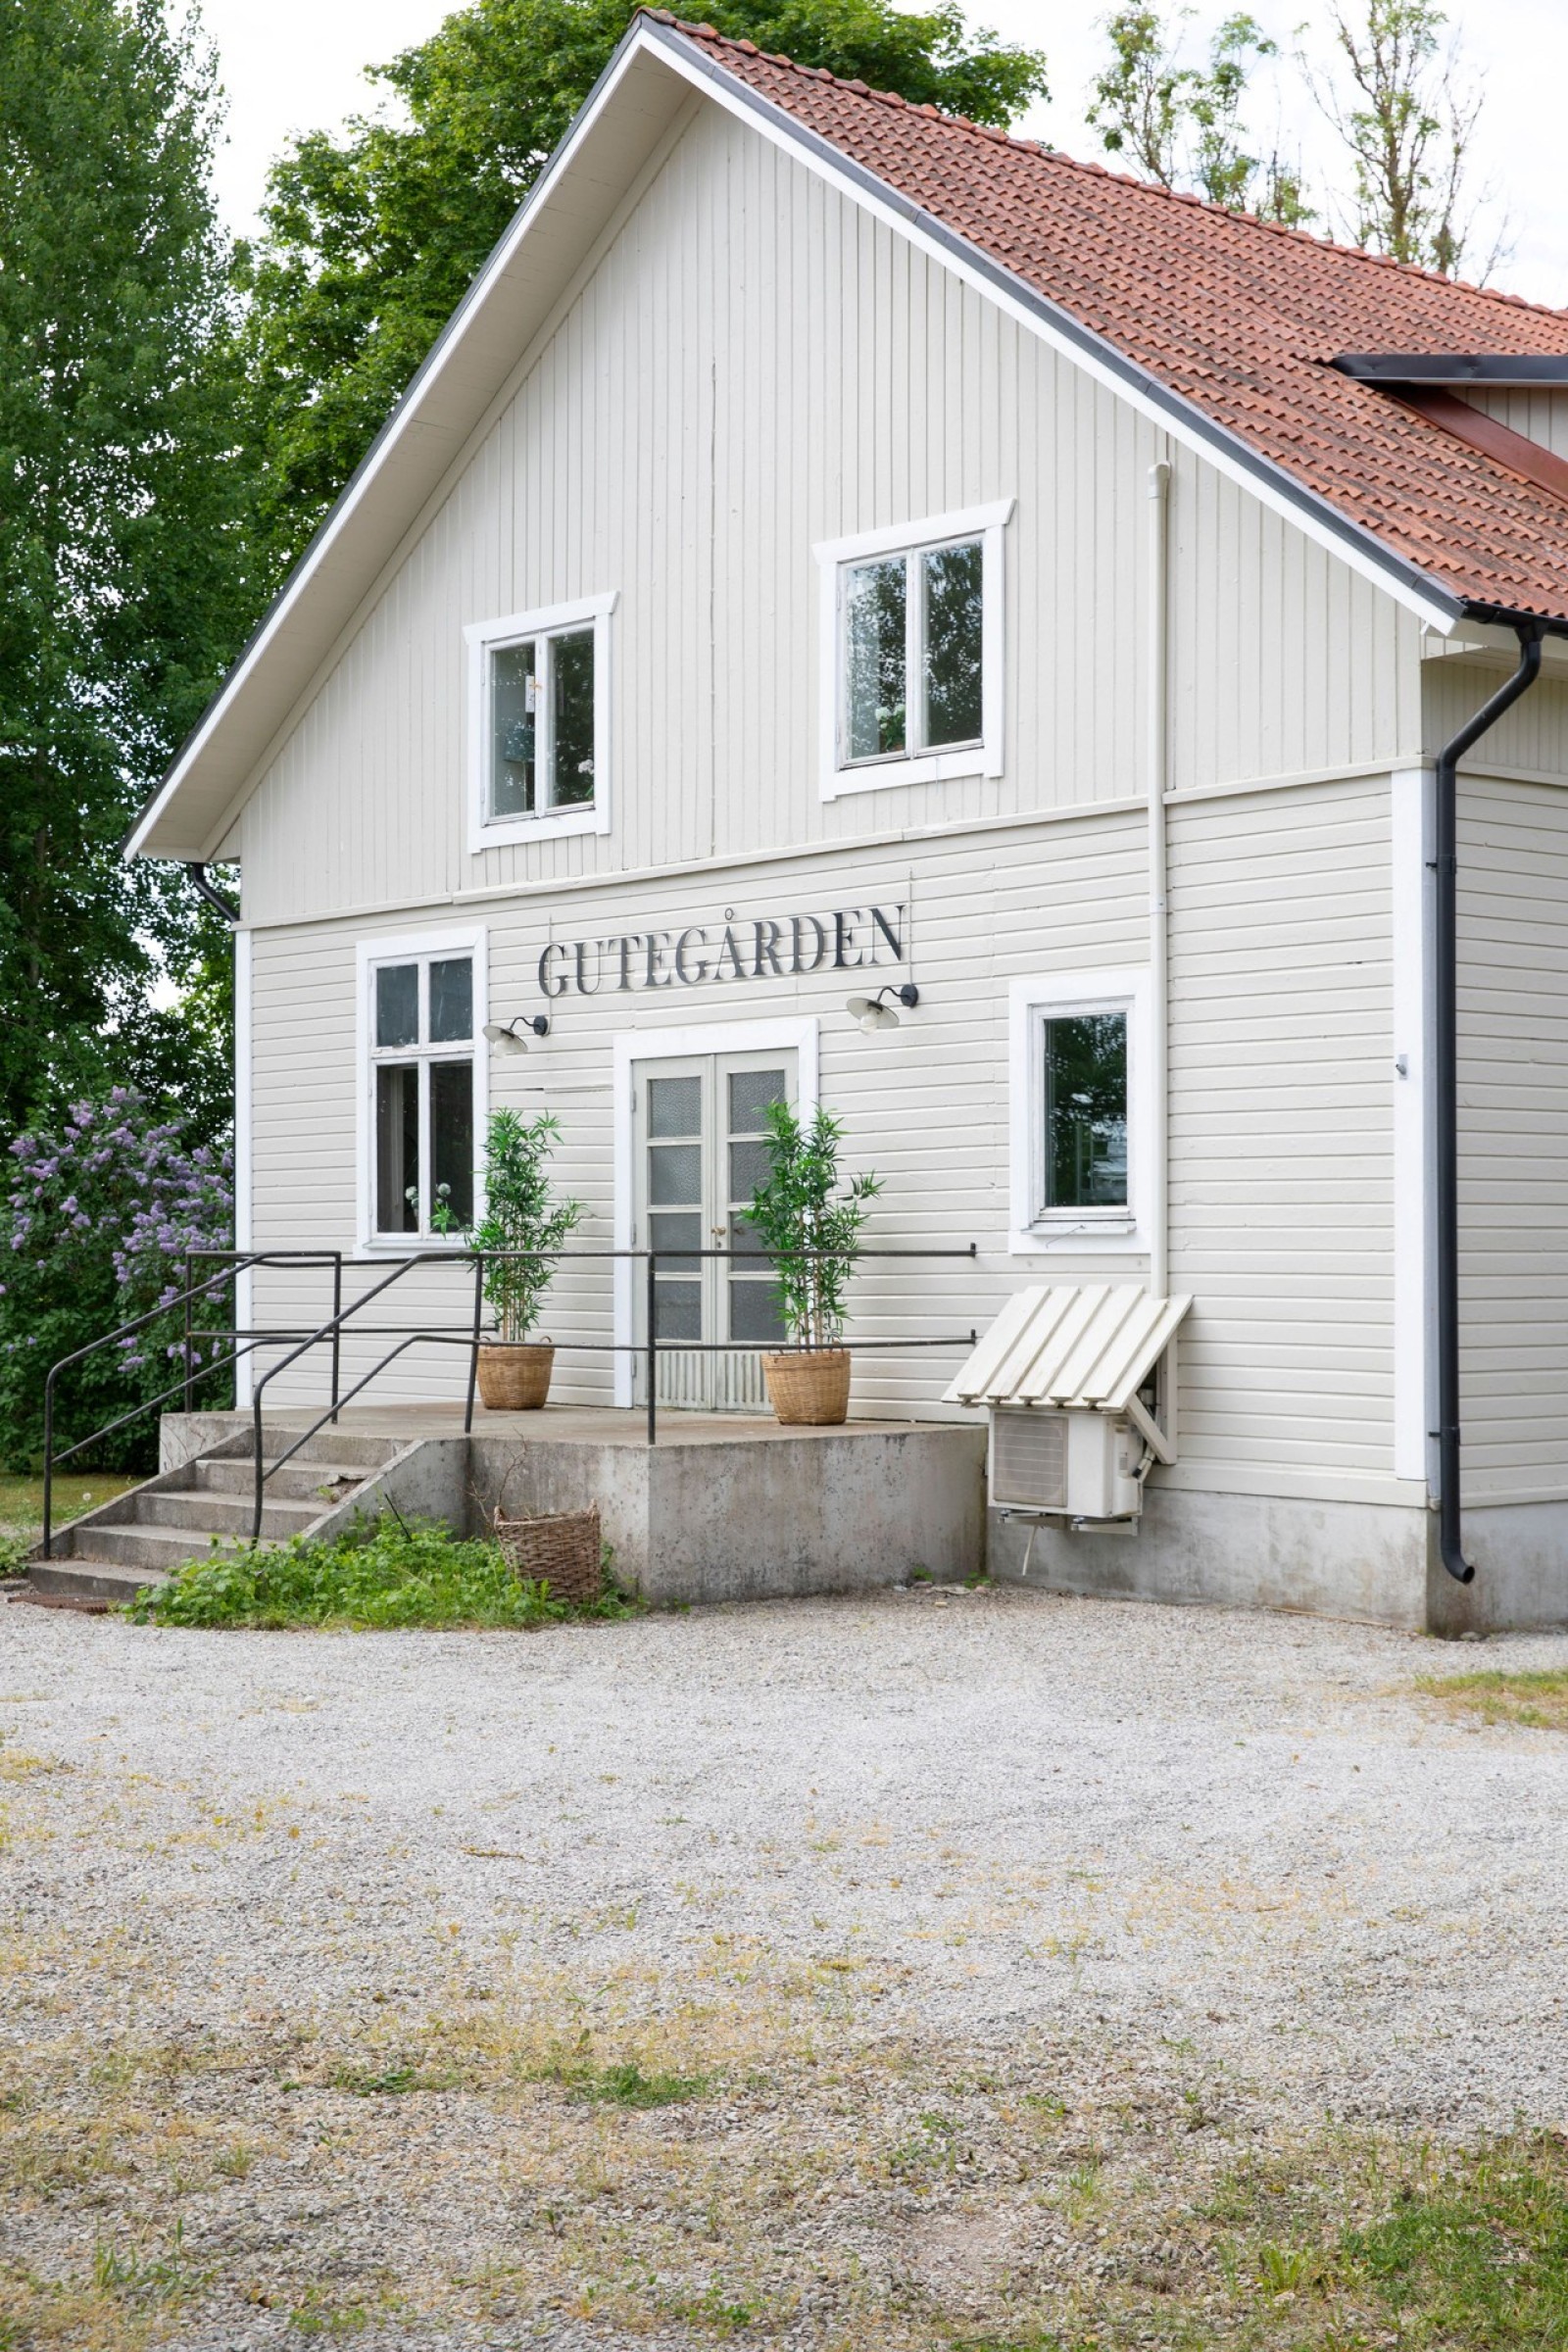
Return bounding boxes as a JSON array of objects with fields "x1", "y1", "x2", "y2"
[{"x1": 0, "y1": 1088, "x2": 233, "y2": 1469}]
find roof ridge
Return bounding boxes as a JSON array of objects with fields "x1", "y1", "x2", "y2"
[{"x1": 640, "y1": 7, "x2": 1568, "y2": 322}]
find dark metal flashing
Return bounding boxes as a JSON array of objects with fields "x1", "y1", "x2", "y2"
[
  {"x1": 1335, "y1": 353, "x2": 1568, "y2": 385},
  {"x1": 184, "y1": 862, "x2": 240, "y2": 926},
  {"x1": 1432, "y1": 625, "x2": 1546, "y2": 1588}
]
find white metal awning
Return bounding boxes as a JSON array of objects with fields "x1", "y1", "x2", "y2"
[{"x1": 945, "y1": 1285, "x2": 1193, "y2": 1411}]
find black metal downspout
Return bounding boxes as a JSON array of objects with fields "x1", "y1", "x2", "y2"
[
  {"x1": 184, "y1": 862, "x2": 239, "y2": 926},
  {"x1": 1434, "y1": 624, "x2": 1544, "y2": 1583}
]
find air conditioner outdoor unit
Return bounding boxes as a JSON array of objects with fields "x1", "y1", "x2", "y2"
[
  {"x1": 989, "y1": 1405, "x2": 1147, "y2": 1520},
  {"x1": 946, "y1": 1284, "x2": 1194, "y2": 1528}
]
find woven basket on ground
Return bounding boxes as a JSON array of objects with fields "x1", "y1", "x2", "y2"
[
  {"x1": 761, "y1": 1348, "x2": 852, "y2": 1426},
  {"x1": 495, "y1": 1504, "x2": 602, "y2": 1602}
]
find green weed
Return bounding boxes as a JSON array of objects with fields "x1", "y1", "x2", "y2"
[
  {"x1": 568, "y1": 2060, "x2": 710, "y2": 2109},
  {"x1": 1417, "y1": 1668, "x2": 1568, "y2": 1731},
  {"x1": 127, "y1": 1516, "x2": 643, "y2": 1632}
]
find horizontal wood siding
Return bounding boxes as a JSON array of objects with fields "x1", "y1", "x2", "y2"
[
  {"x1": 236, "y1": 98, "x2": 1415, "y2": 928},
  {"x1": 1165, "y1": 780, "x2": 1396, "y2": 1482},
  {"x1": 1457, "y1": 774, "x2": 1568, "y2": 1502},
  {"x1": 247, "y1": 792, "x2": 1401, "y2": 1497}
]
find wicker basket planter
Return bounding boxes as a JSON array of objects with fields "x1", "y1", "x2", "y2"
[
  {"x1": 476, "y1": 1341, "x2": 555, "y2": 1411},
  {"x1": 495, "y1": 1504, "x2": 602, "y2": 1602},
  {"x1": 761, "y1": 1348, "x2": 852, "y2": 1427}
]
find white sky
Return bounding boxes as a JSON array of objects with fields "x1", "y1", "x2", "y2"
[{"x1": 199, "y1": 0, "x2": 1568, "y2": 306}]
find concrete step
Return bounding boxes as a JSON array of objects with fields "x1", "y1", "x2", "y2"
[
  {"x1": 192, "y1": 1456, "x2": 369, "y2": 1503},
  {"x1": 247, "y1": 1428, "x2": 404, "y2": 1471},
  {"x1": 52, "y1": 1523, "x2": 252, "y2": 1575},
  {"x1": 123, "y1": 1489, "x2": 322, "y2": 1540},
  {"x1": 28, "y1": 1558, "x2": 170, "y2": 1606}
]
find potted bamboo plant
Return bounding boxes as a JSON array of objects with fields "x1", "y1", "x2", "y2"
[
  {"x1": 452, "y1": 1108, "x2": 583, "y2": 1410},
  {"x1": 743, "y1": 1101, "x2": 881, "y2": 1426}
]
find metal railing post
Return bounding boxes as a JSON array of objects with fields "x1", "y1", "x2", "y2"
[
  {"x1": 42, "y1": 1370, "x2": 55, "y2": 1560},
  {"x1": 645, "y1": 1249, "x2": 658, "y2": 1446},
  {"x1": 182, "y1": 1250, "x2": 194, "y2": 1413},
  {"x1": 465, "y1": 1251, "x2": 483, "y2": 1435},
  {"x1": 330, "y1": 1252, "x2": 342, "y2": 1423}
]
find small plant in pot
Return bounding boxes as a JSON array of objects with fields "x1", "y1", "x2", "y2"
[
  {"x1": 743, "y1": 1101, "x2": 881, "y2": 1426},
  {"x1": 445, "y1": 1109, "x2": 583, "y2": 1410}
]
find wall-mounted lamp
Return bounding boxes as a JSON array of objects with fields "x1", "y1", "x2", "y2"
[
  {"x1": 846, "y1": 983, "x2": 919, "y2": 1034},
  {"x1": 482, "y1": 1014, "x2": 550, "y2": 1054}
]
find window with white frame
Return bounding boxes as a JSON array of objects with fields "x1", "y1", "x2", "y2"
[
  {"x1": 1008, "y1": 970, "x2": 1150, "y2": 1253},
  {"x1": 815, "y1": 502, "x2": 1010, "y2": 797},
  {"x1": 466, "y1": 594, "x2": 614, "y2": 848},
  {"x1": 365, "y1": 943, "x2": 483, "y2": 1242}
]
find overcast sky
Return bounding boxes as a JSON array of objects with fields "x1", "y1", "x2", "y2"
[{"x1": 199, "y1": 0, "x2": 1568, "y2": 308}]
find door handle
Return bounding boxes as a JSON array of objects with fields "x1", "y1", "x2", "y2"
[{"x1": 710, "y1": 1225, "x2": 727, "y2": 1240}]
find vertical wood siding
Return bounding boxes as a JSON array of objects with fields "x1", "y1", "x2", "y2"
[
  {"x1": 235, "y1": 100, "x2": 1416, "y2": 926},
  {"x1": 1424, "y1": 662, "x2": 1568, "y2": 779},
  {"x1": 1456, "y1": 388, "x2": 1568, "y2": 462}
]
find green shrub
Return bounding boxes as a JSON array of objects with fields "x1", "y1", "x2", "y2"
[{"x1": 126, "y1": 1516, "x2": 639, "y2": 1631}]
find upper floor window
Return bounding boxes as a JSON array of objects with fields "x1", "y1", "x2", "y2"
[
  {"x1": 815, "y1": 501, "x2": 1010, "y2": 800},
  {"x1": 466, "y1": 593, "x2": 614, "y2": 850},
  {"x1": 359, "y1": 930, "x2": 487, "y2": 1249}
]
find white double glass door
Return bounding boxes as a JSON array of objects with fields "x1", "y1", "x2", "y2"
[{"x1": 632, "y1": 1050, "x2": 795, "y2": 1409}]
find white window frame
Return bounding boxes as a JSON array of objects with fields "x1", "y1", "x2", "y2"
[
  {"x1": 1007, "y1": 968, "x2": 1152, "y2": 1257},
  {"x1": 466, "y1": 592, "x2": 615, "y2": 851},
  {"x1": 814, "y1": 499, "x2": 1011, "y2": 801},
  {"x1": 356, "y1": 926, "x2": 488, "y2": 1256}
]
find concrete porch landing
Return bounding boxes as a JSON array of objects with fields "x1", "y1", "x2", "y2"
[{"x1": 160, "y1": 1406, "x2": 987, "y2": 1604}]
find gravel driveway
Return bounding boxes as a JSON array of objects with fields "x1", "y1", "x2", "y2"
[{"x1": 4, "y1": 1585, "x2": 1567, "y2": 2347}]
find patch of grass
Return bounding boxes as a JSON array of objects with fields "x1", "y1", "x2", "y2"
[
  {"x1": 0, "y1": 1471, "x2": 138, "y2": 1546},
  {"x1": 126, "y1": 1517, "x2": 644, "y2": 1632},
  {"x1": 1417, "y1": 1667, "x2": 1568, "y2": 1731},
  {"x1": 329, "y1": 2059, "x2": 424, "y2": 2097},
  {"x1": 536, "y1": 2049, "x2": 710, "y2": 2108}
]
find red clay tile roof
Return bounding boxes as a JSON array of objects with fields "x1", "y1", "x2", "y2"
[{"x1": 651, "y1": 14, "x2": 1568, "y2": 627}]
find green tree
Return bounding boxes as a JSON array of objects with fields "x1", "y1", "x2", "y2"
[
  {"x1": 0, "y1": 0, "x2": 255, "y2": 1145},
  {"x1": 1089, "y1": 6, "x2": 1310, "y2": 222},
  {"x1": 1307, "y1": 0, "x2": 1495, "y2": 276},
  {"x1": 236, "y1": 0, "x2": 1049, "y2": 579}
]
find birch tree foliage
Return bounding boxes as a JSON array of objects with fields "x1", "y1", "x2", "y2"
[
  {"x1": 1310, "y1": 0, "x2": 1498, "y2": 277},
  {"x1": 1088, "y1": 7, "x2": 1310, "y2": 221}
]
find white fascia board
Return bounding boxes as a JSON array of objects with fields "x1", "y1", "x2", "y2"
[
  {"x1": 128, "y1": 16, "x2": 1471, "y2": 865},
  {"x1": 645, "y1": 23, "x2": 1468, "y2": 637}
]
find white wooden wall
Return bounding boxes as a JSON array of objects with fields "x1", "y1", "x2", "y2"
[
  {"x1": 234, "y1": 98, "x2": 1422, "y2": 926},
  {"x1": 247, "y1": 776, "x2": 1413, "y2": 1504},
  {"x1": 1456, "y1": 771, "x2": 1568, "y2": 1505}
]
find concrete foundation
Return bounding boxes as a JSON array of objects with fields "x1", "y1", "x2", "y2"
[
  {"x1": 986, "y1": 1483, "x2": 1568, "y2": 1635},
  {"x1": 161, "y1": 1405, "x2": 987, "y2": 1604}
]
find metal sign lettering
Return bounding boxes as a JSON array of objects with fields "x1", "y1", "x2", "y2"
[{"x1": 537, "y1": 903, "x2": 906, "y2": 999}]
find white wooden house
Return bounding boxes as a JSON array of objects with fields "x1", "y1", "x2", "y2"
[{"x1": 126, "y1": 11, "x2": 1568, "y2": 1630}]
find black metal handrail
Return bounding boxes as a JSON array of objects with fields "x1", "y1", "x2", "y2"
[
  {"x1": 249, "y1": 1254, "x2": 433, "y2": 1541},
  {"x1": 241, "y1": 1242, "x2": 980, "y2": 1542},
  {"x1": 40, "y1": 1250, "x2": 344, "y2": 1558}
]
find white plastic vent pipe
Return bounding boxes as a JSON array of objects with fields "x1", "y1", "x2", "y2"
[{"x1": 1147, "y1": 459, "x2": 1171, "y2": 1302}]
